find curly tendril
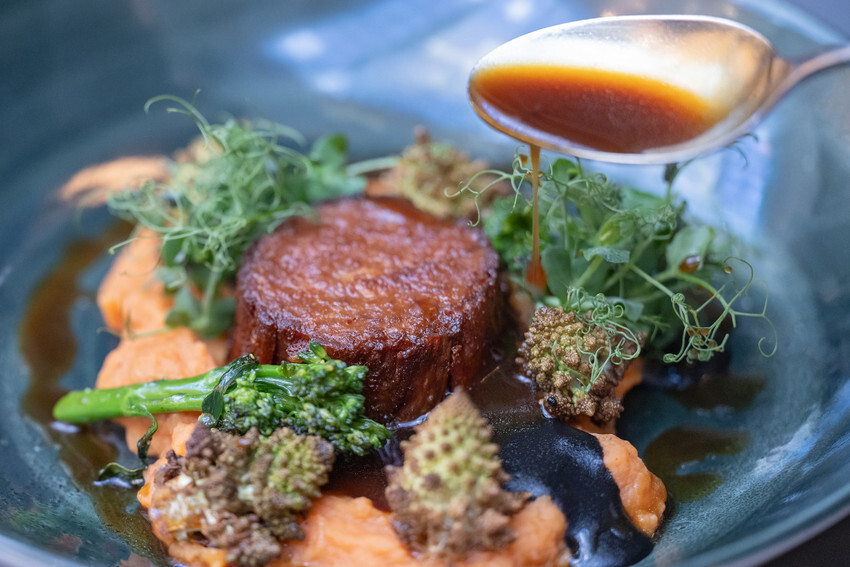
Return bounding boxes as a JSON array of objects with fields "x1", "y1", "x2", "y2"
[{"x1": 662, "y1": 258, "x2": 776, "y2": 364}]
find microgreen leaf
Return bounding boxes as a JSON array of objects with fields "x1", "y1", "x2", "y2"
[
  {"x1": 310, "y1": 134, "x2": 348, "y2": 167},
  {"x1": 605, "y1": 296, "x2": 645, "y2": 323},
  {"x1": 156, "y1": 266, "x2": 187, "y2": 291},
  {"x1": 620, "y1": 188, "x2": 667, "y2": 211},
  {"x1": 96, "y1": 462, "x2": 147, "y2": 486},
  {"x1": 164, "y1": 285, "x2": 201, "y2": 328},
  {"x1": 201, "y1": 390, "x2": 225, "y2": 422},
  {"x1": 458, "y1": 147, "x2": 774, "y2": 367},
  {"x1": 136, "y1": 412, "x2": 158, "y2": 463},
  {"x1": 97, "y1": 410, "x2": 158, "y2": 486},
  {"x1": 541, "y1": 246, "x2": 573, "y2": 298},
  {"x1": 582, "y1": 246, "x2": 630, "y2": 264},
  {"x1": 666, "y1": 225, "x2": 715, "y2": 271},
  {"x1": 160, "y1": 236, "x2": 188, "y2": 266}
]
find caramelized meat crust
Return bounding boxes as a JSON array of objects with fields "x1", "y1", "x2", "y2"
[{"x1": 231, "y1": 197, "x2": 502, "y2": 423}]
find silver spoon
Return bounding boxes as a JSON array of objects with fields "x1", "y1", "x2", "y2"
[{"x1": 468, "y1": 14, "x2": 850, "y2": 165}]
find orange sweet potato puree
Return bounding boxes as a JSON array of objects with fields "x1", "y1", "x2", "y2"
[
  {"x1": 136, "y1": 416, "x2": 664, "y2": 567},
  {"x1": 276, "y1": 495, "x2": 569, "y2": 567},
  {"x1": 95, "y1": 233, "x2": 226, "y2": 455},
  {"x1": 59, "y1": 156, "x2": 169, "y2": 207},
  {"x1": 567, "y1": 359, "x2": 666, "y2": 536},
  {"x1": 594, "y1": 433, "x2": 666, "y2": 536},
  {"x1": 96, "y1": 227, "x2": 173, "y2": 336}
]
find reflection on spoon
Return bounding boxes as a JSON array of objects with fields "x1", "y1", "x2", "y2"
[{"x1": 468, "y1": 15, "x2": 850, "y2": 165}]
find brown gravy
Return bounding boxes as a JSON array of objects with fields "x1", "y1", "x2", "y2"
[{"x1": 469, "y1": 64, "x2": 726, "y2": 153}]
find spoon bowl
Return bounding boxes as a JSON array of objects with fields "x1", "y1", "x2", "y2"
[{"x1": 468, "y1": 15, "x2": 850, "y2": 164}]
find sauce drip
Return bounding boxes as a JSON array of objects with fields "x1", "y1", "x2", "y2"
[
  {"x1": 678, "y1": 255, "x2": 702, "y2": 274},
  {"x1": 470, "y1": 64, "x2": 726, "y2": 154},
  {"x1": 525, "y1": 144, "x2": 547, "y2": 290}
]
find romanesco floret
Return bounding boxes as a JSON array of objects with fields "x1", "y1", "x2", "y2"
[
  {"x1": 149, "y1": 424, "x2": 333, "y2": 567},
  {"x1": 385, "y1": 389, "x2": 528, "y2": 560},
  {"x1": 369, "y1": 128, "x2": 507, "y2": 218},
  {"x1": 517, "y1": 306, "x2": 644, "y2": 424}
]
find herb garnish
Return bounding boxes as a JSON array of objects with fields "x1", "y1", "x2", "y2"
[
  {"x1": 462, "y1": 152, "x2": 776, "y2": 366},
  {"x1": 106, "y1": 95, "x2": 366, "y2": 336}
]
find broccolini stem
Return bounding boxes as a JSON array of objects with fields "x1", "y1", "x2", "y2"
[
  {"x1": 52, "y1": 358, "x2": 252, "y2": 424},
  {"x1": 50, "y1": 355, "x2": 334, "y2": 424}
]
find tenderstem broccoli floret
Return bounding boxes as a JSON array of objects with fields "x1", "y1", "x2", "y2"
[
  {"x1": 517, "y1": 306, "x2": 644, "y2": 423},
  {"x1": 53, "y1": 341, "x2": 391, "y2": 456},
  {"x1": 150, "y1": 424, "x2": 333, "y2": 566},
  {"x1": 385, "y1": 389, "x2": 528, "y2": 560}
]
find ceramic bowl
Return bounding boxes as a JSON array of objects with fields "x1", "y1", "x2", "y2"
[{"x1": 2, "y1": 1, "x2": 849, "y2": 565}]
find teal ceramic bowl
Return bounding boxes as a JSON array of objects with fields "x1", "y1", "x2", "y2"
[{"x1": 2, "y1": 1, "x2": 849, "y2": 566}]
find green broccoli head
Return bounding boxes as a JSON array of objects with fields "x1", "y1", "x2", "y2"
[
  {"x1": 150, "y1": 424, "x2": 334, "y2": 566},
  {"x1": 385, "y1": 389, "x2": 528, "y2": 560},
  {"x1": 517, "y1": 306, "x2": 643, "y2": 423},
  {"x1": 207, "y1": 342, "x2": 390, "y2": 454},
  {"x1": 217, "y1": 376, "x2": 289, "y2": 436},
  {"x1": 245, "y1": 342, "x2": 391, "y2": 454}
]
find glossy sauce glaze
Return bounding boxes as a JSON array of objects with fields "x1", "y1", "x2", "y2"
[
  {"x1": 469, "y1": 64, "x2": 726, "y2": 154},
  {"x1": 644, "y1": 426, "x2": 749, "y2": 503},
  {"x1": 636, "y1": 358, "x2": 762, "y2": 503}
]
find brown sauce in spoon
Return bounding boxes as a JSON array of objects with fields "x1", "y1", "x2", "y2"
[{"x1": 470, "y1": 64, "x2": 726, "y2": 153}]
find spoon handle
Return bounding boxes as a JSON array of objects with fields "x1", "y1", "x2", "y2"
[
  {"x1": 791, "y1": 44, "x2": 850, "y2": 82},
  {"x1": 765, "y1": 44, "x2": 850, "y2": 111}
]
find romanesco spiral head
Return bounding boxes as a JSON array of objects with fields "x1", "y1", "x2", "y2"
[
  {"x1": 371, "y1": 128, "x2": 508, "y2": 219},
  {"x1": 251, "y1": 426, "x2": 334, "y2": 538},
  {"x1": 385, "y1": 389, "x2": 528, "y2": 560},
  {"x1": 518, "y1": 306, "x2": 643, "y2": 424},
  {"x1": 150, "y1": 424, "x2": 334, "y2": 566}
]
